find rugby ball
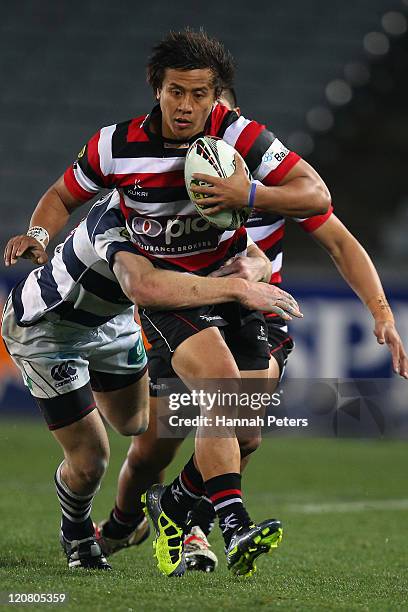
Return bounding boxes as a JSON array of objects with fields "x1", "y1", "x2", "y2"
[{"x1": 185, "y1": 136, "x2": 251, "y2": 230}]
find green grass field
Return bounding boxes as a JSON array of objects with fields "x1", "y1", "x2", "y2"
[{"x1": 1, "y1": 419, "x2": 407, "y2": 611}]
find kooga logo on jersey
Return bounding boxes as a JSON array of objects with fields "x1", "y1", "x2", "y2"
[{"x1": 129, "y1": 215, "x2": 213, "y2": 246}]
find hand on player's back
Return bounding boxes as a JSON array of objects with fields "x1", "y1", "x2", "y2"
[
  {"x1": 192, "y1": 154, "x2": 251, "y2": 215},
  {"x1": 241, "y1": 282, "x2": 303, "y2": 321},
  {"x1": 209, "y1": 255, "x2": 270, "y2": 283},
  {"x1": 4, "y1": 235, "x2": 48, "y2": 267}
]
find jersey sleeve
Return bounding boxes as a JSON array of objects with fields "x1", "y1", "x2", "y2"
[
  {"x1": 293, "y1": 204, "x2": 334, "y2": 232},
  {"x1": 91, "y1": 206, "x2": 137, "y2": 270},
  {"x1": 221, "y1": 114, "x2": 300, "y2": 186},
  {"x1": 63, "y1": 125, "x2": 117, "y2": 201}
]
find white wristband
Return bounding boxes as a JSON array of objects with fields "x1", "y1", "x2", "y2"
[{"x1": 26, "y1": 226, "x2": 49, "y2": 249}]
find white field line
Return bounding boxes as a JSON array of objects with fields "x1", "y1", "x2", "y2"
[{"x1": 287, "y1": 499, "x2": 408, "y2": 514}]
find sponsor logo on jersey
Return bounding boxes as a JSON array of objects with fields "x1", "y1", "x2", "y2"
[
  {"x1": 126, "y1": 213, "x2": 219, "y2": 255},
  {"x1": 51, "y1": 361, "x2": 79, "y2": 388},
  {"x1": 262, "y1": 139, "x2": 289, "y2": 169},
  {"x1": 164, "y1": 217, "x2": 210, "y2": 246},
  {"x1": 131, "y1": 217, "x2": 162, "y2": 238},
  {"x1": 127, "y1": 178, "x2": 149, "y2": 198}
]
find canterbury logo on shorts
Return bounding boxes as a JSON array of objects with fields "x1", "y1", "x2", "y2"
[{"x1": 51, "y1": 361, "x2": 79, "y2": 388}]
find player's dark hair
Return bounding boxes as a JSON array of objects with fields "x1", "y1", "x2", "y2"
[
  {"x1": 220, "y1": 87, "x2": 238, "y2": 108},
  {"x1": 147, "y1": 28, "x2": 235, "y2": 98}
]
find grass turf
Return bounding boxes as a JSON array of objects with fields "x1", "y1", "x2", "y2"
[{"x1": 0, "y1": 419, "x2": 407, "y2": 611}]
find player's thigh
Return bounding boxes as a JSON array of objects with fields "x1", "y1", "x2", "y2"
[
  {"x1": 224, "y1": 313, "x2": 270, "y2": 377},
  {"x1": 267, "y1": 354, "x2": 281, "y2": 382},
  {"x1": 93, "y1": 371, "x2": 150, "y2": 435},
  {"x1": 172, "y1": 327, "x2": 240, "y2": 380},
  {"x1": 140, "y1": 306, "x2": 240, "y2": 381},
  {"x1": 89, "y1": 313, "x2": 149, "y2": 434},
  {"x1": 240, "y1": 355, "x2": 279, "y2": 382}
]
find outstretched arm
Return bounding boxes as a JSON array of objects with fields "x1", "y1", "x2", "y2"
[
  {"x1": 4, "y1": 175, "x2": 90, "y2": 267},
  {"x1": 112, "y1": 251, "x2": 302, "y2": 321},
  {"x1": 312, "y1": 214, "x2": 408, "y2": 378}
]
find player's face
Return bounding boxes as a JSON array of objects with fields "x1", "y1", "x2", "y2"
[{"x1": 158, "y1": 68, "x2": 217, "y2": 140}]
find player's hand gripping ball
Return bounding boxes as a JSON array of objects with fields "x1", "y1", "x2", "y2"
[{"x1": 185, "y1": 136, "x2": 251, "y2": 230}]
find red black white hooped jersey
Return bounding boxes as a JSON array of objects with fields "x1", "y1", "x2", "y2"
[
  {"x1": 245, "y1": 206, "x2": 334, "y2": 285},
  {"x1": 64, "y1": 103, "x2": 301, "y2": 275}
]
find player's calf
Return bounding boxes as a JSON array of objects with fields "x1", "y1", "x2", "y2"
[
  {"x1": 55, "y1": 462, "x2": 112, "y2": 570},
  {"x1": 238, "y1": 434, "x2": 262, "y2": 458},
  {"x1": 45, "y1": 395, "x2": 111, "y2": 569}
]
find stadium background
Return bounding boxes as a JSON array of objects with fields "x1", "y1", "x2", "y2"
[{"x1": 0, "y1": 1, "x2": 407, "y2": 610}]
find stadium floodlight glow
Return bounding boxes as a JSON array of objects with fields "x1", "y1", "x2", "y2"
[
  {"x1": 344, "y1": 62, "x2": 371, "y2": 87},
  {"x1": 381, "y1": 11, "x2": 407, "y2": 36},
  {"x1": 287, "y1": 131, "x2": 314, "y2": 156},
  {"x1": 306, "y1": 107, "x2": 334, "y2": 133},
  {"x1": 325, "y1": 79, "x2": 353, "y2": 106},
  {"x1": 363, "y1": 31, "x2": 390, "y2": 56}
]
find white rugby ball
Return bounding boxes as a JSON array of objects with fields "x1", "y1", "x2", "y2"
[{"x1": 185, "y1": 136, "x2": 251, "y2": 230}]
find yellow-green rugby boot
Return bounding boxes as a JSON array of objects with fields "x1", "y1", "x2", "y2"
[
  {"x1": 226, "y1": 518, "x2": 283, "y2": 577},
  {"x1": 141, "y1": 484, "x2": 186, "y2": 577}
]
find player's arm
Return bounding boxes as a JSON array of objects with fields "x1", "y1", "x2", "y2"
[
  {"x1": 208, "y1": 235, "x2": 272, "y2": 283},
  {"x1": 4, "y1": 175, "x2": 89, "y2": 267},
  {"x1": 4, "y1": 129, "x2": 108, "y2": 268},
  {"x1": 250, "y1": 158, "x2": 330, "y2": 217},
  {"x1": 112, "y1": 251, "x2": 301, "y2": 320},
  {"x1": 311, "y1": 214, "x2": 408, "y2": 378},
  {"x1": 192, "y1": 155, "x2": 330, "y2": 218}
]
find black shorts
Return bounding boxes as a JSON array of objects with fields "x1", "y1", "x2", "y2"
[
  {"x1": 141, "y1": 303, "x2": 271, "y2": 397},
  {"x1": 36, "y1": 367, "x2": 147, "y2": 431},
  {"x1": 264, "y1": 314, "x2": 295, "y2": 378},
  {"x1": 147, "y1": 311, "x2": 294, "y2": 397}
]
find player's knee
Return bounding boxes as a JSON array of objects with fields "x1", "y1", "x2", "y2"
[
  {"x1": 73, "y1": 456, "x2": 108, "y2": 488},
  {"x1": 133, "y1": 417, "x2": 149, "y2": 436},
  {"x1": 115, "y1": 412, "x2": 150, "y2": 436},
  {"x1": 117, "y1": 421, "x2": 149, "y2": 436},
  {"x1": 239, "y1": 435, "x2": 262, "y2": 458}
]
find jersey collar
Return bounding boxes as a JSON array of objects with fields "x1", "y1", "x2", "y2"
[{"x1": 143, "y1": 104, "x2": 213, "y2": 148}]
